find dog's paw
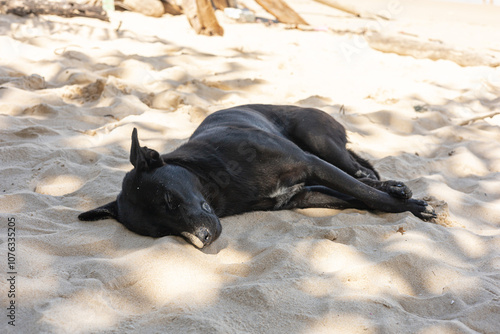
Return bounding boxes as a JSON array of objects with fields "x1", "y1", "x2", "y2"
[
  {"x1": 409, "y1": 199, "x2": 437, "y2": 221},
  {"x1": 355, "y1": 169, "x2": 378, "y2": 180},
  {"x1": 384, "y1": 181, "x2": 412, "y2": 199}
]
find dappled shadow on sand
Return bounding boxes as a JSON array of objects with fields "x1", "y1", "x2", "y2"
[{"x1": 28, "y1": 205, "x2": 499, "y2": 333}]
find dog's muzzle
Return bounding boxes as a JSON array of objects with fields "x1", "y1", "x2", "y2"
[{"x1": 181, "y1": 227, "x2": 213, "y2": 249}]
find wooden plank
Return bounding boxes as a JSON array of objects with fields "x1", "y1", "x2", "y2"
[
  {"x1": 255, "y1": 0, "x2": 308, "y2": 25},
  {"x1": 183, "y1": 0, "x2": 224, "y2": 36}
]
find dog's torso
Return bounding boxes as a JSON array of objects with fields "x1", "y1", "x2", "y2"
[{"x1": 163, "y1": 105, "x2": 316, "y2": 216}]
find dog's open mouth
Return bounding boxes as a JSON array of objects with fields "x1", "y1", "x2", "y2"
[{"x1": 181, "y1": 232, "x2": 206, "y2": 249}]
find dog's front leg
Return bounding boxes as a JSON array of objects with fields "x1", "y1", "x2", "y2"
[
  {"x1": 306, "y1": 155, "x2": 436, "y2": 220},
  {"x1": 281, "y1": 186, "x2": 370, "y2": 211}
]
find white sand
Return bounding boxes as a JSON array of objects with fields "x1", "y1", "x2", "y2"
[{"x1": 1, "y1": 1, "x2": 500, "y2": 333}]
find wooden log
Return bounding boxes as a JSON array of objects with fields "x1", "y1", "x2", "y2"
[
  {"x1": 0, "y1": 0, "x2": 108, "y2": 21},
  {"x1": 119, "y1": 0, "x2": 165, "y2": 17},
  {"x1": 183, "y1": 0, "x2": 224, "y2": 36},
  {"x1": 162, "y1": 0, "x2": 183, "y2": 15},
  {"x1": 312, "y1": 0, "x2": 389, "y2": 20},
  {"x1": 212, "y1": 0, "x2": 229, "y2": 10},
  {"x1": 211, "y1": 0, "x2": 237, "y2": 10},
  {"x1": 255, "y1": 0, "x2": 308, "y2": 25}
]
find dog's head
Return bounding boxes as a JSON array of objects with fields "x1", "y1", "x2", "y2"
[{"x1": 79, "y1": 128, "x2": 222, "y2": 249}]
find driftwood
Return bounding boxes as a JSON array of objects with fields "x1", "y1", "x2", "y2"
[
  {"x1": 1, "y1": 0, "x2": 311, "y2": 36},
  {"x1": 0, "y1": 0, "x2": 108, "y2": 21},
  {"x1": 212, "y1": 0, "x2": 237, "y2": 11},
  {"x1": 115, "y1": 0, "x2": 183, "y2": 16},
  {"x1": 255, "y1": 0, "x2": 307, "y2": 25},
  {"x1": 183, "y1": 0, "x2": 224, "y2": 36},
  {"x1": 162, "y1": 0, "x2": 183, "y2": 15},
  {"x1": 367, "y1": 32, "x2": 500, "y2": 67},
  {"x1": 312, "y1": 0, "x2": 389, "y2": 20},
  {"x1": 117, "y1": 0, "x2": 165, "y2": 17}
]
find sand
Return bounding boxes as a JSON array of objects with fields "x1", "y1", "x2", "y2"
[{"x1": 1, "y1": 0, "x2": 500, "y2": 333}]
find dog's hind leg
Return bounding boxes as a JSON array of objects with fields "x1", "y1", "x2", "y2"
[
  {"x1": 357, "y1": 178, "x2": 413, "y2": 199},
  {"x1": 288, "y1": 118, "x2": 413, "y2": 199},
  {"x1": 347, "y1": 150, "x2": 413, "y2": 199},
  {"x1": 283, "y1": 108, "x2": 416, "y2": 199},
  {"x1": 285, "y1": 108, "x2": 379, "y2": 180}
]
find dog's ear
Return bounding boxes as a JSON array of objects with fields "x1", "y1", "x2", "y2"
[
  {"x1": 78, "y1": 201, "x2": 118, "y2": 221},
  {"x1": 130, "y1": 128, "x2": 165, "y2": 171}
]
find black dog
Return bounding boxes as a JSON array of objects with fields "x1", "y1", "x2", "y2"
[{"x1": 79, "y1": 104, "x2": 435, "y2": 248}]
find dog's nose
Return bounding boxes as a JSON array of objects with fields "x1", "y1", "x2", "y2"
[
  {"x1": 195, "y1": 227, "x2": 212, "y2": 246},
  {"x1": 181, "y1": 227, "x2": 212, "y2": 249}
]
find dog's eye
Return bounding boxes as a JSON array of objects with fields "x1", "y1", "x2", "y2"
[
  {"x1": 202, "y1": 202, "x2": 211, "y2": 213},
  {"x1": 165, "y1": 192, "x2": 179, "y2": 210}
]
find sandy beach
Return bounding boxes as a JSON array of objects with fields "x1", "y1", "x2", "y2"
[{"x1": 1, "y1": 0, "x2": 500, "y2": 333}]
